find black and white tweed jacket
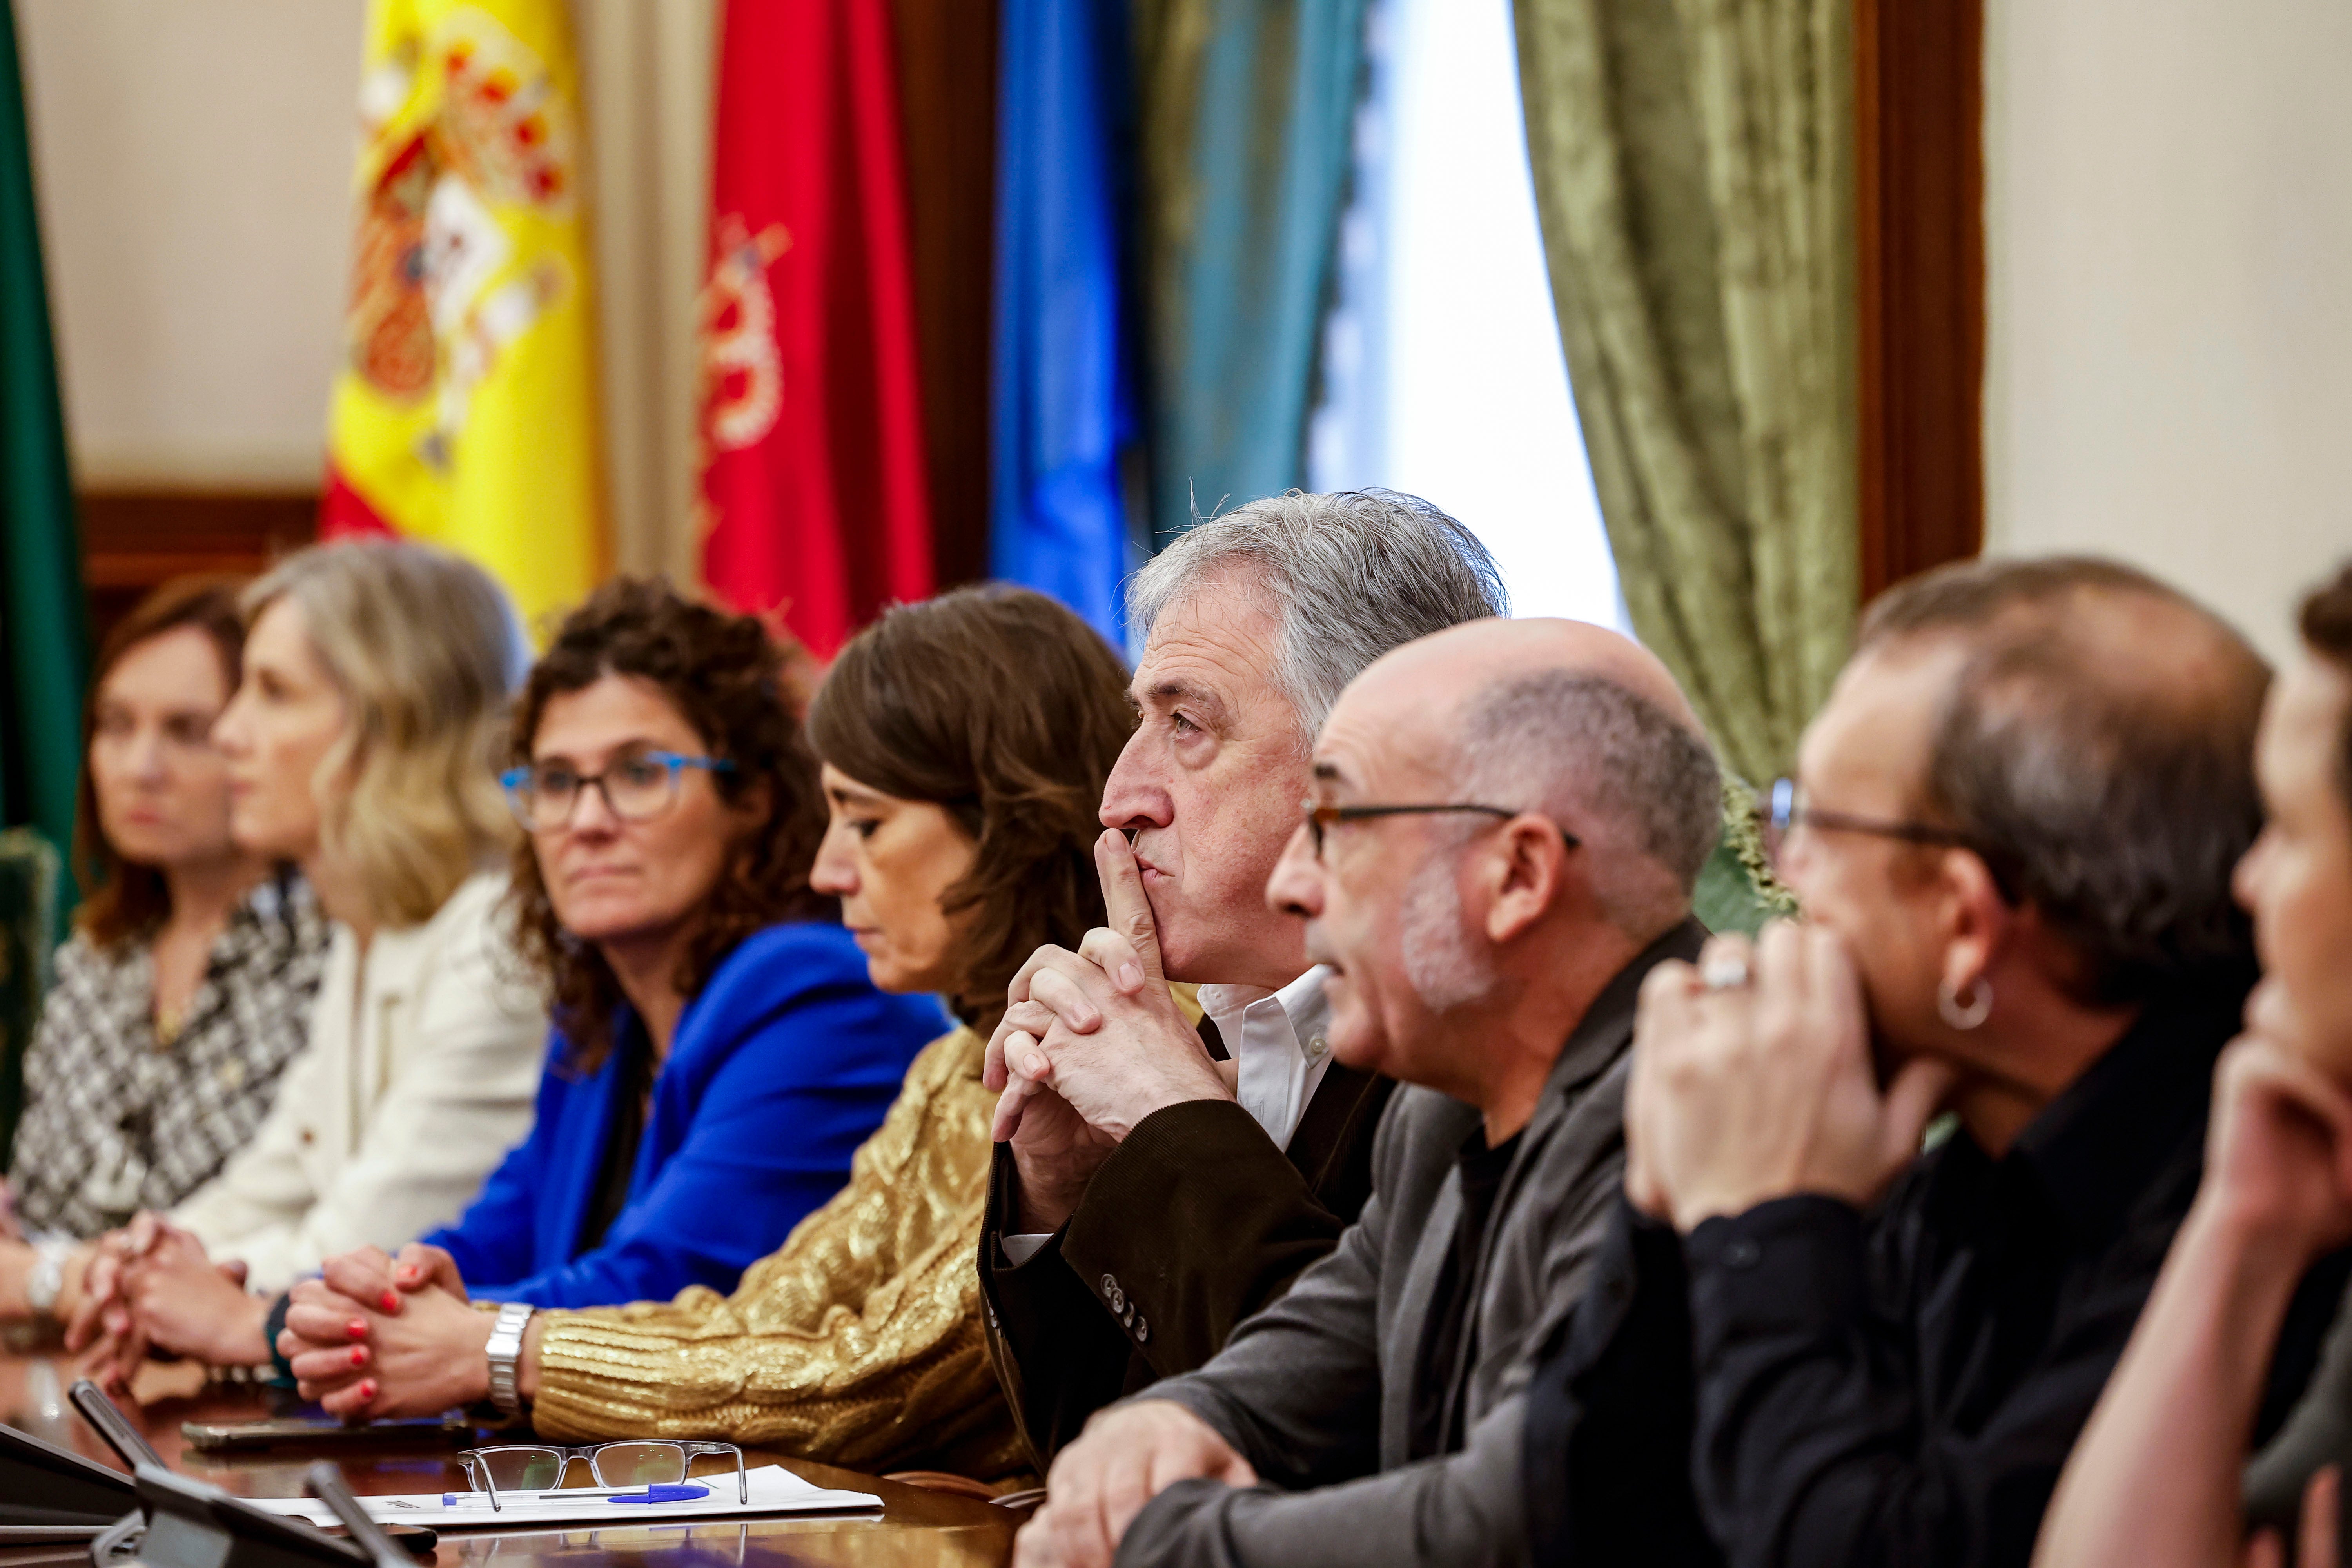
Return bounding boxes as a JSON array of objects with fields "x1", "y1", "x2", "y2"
[{"x1": 7, "y1": 868, "x2": 330, "y2": 1238}]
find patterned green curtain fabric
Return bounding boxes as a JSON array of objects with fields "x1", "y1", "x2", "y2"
[
  {"x1": 1132, "y1": 0, "x2": 1368, "y2": 543},
  {"x1": 1696, "y1": 775, "x2": 1794, "y2": 936},
  {"x1": 1512, "y1": 0, "x2": 1858, "y2": 786}
]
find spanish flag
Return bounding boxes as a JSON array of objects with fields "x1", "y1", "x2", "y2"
[{"x1": 320, "y1": 0, "x2": 608, "y2": 631}]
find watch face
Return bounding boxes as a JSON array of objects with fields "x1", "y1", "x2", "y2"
[{"x1": 26, "y1": 1258, "x2": 63, "y2": 1314}]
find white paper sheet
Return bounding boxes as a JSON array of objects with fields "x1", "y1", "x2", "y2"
[{"x1": 245, "y1": 1464, "x2": 881, "y2": 1529}]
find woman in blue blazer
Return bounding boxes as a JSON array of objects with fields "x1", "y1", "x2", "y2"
[{"x1": 410, "y1": 579, "x2": 942, "y2": 1310}]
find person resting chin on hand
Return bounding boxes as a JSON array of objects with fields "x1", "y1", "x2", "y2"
[
  {"x1": 1623, "y1": 922, "x2": 1956, "y2": 1232},
  {"x1": 1531, "y1": 555, "x2": 2349, "y2": 1568}
]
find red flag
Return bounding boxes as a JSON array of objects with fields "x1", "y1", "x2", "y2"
[{"x1": 697, "y1": 0, "x2": 935, "y2": 659}]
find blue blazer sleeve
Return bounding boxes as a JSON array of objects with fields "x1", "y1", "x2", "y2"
[
  {"x1": 470, "y1": 923, "x2": 945, "y2": 1310},
  {"x1": 418, "y1": 1034, "x2": 565, "y2": 1285}
]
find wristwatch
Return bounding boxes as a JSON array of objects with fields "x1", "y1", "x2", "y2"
[
  {"x1": 485, "y1": 1301, "x2": 535, "y2": 1417},
  {"x1": 24, "y1": 1239, "x2": 70, "y2": 1318},
  {"x1": 23, "y1": 1241, "x2": 68, "y2": 1326}
]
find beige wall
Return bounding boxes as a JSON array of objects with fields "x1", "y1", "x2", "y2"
[
  {"x1": 17, "y1": 0, "x2": 363, "y2": 487},
  {"x1": 1983, "y1": 0, "x2": 2352, "y2": 664},
  {"x1": 16, "y1": 0, "x2": 715, "y2": 579}
]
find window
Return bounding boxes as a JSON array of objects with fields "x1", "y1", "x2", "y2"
[{"x1": 1309, "y1": 0, "x2": 1626, "y2": 631}]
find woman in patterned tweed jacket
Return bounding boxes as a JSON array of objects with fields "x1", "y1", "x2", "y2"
[
  {"x1": 280, "y1": 586, "x2": 1136, "y2": 1482},
  {"x1": 1, "y1": 579, "x2": 332, "y2": 1274}
]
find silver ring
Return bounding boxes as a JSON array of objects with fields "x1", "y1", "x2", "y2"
[{"x1": 1700, "y1": 954, "x2": 1752, "y2": 991}]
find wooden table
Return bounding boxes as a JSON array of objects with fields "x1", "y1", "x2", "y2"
[{"x1": 0, "y1": 1353, "x2": 1017, "y2": 1567}]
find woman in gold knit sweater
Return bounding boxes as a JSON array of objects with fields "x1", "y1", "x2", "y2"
[{"x1": 275, "y1": 586, "x2": 1135, "y2": 1481}]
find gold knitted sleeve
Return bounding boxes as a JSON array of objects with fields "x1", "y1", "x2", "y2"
[{"x1": 525, "y1": 1026, "x2": 1026, "y2": 1479}]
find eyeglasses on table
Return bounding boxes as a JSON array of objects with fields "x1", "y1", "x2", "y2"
[{"x1": 455, "y1": 1440, "x2": 748, "y2": 1510}]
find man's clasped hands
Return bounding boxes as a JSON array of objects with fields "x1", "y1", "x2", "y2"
[{"x1": 981, "y1": 830, "x2": 1235, "y2": 1235}]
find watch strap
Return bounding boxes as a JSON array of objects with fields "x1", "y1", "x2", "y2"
[
  {"x1": 24, "y1": 1238, "x2": 71, "y2": 1318},
  {"x1": 485, "y1": 1300, "x2": 535, "y2": 1417}
]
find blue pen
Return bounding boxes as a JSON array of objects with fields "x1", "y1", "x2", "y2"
[{"x1": 432, "y1": 1482, "x2": 712, "y2": 1507}]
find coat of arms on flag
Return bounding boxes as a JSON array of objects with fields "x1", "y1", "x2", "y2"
[{"x1": 323, "y1": 0, "x2": 607, "y2": 631}]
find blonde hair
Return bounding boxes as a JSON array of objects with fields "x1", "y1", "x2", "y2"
[{"x1": 244, "y1": 540, "x2": 520, "y2": 929}]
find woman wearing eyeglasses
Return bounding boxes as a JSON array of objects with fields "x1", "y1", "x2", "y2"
[
  {"x1": 277, "y1": 586, "x2": 1134, "y2": 1484},
  {"x1": 348, "y1": 577, "x2": 943, "y2": 1316},
  {"x1": 80, "y1": 576, "x2": 940, "y2": 1385}
]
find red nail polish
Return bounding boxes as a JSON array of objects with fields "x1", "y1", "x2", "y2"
[
  {"x1": 379, "y1": 1289, "x2": 399, "y2": 1312},
  {"x1": 358, "y1": 1380, "x2": 377, "y2": 1401},
  {"x1": 349, "y1": 1345, "x2": 367, "y2": 1367},
  {"x1": 347, "y1": 1318, "x2": 367, "y2": 1340}
]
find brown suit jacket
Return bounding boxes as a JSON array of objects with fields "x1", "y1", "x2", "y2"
[{"x1": 977, "y1": 1019, "x2": 1396, "y2": 1467}]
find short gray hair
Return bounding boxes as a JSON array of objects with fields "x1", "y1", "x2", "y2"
[
  {"x1": 1459, "y1": 671, "x2": 1721, "y2": 938},
  {"x1": 1127, "y1": 489, "x2": 1508, "y2": 737}
]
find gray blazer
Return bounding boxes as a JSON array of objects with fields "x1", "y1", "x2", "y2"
[{"x1": 1117, "y1": 919, "x2": 1708, "y2": 1568}]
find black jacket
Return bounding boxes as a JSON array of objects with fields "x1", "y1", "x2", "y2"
[
  {"x1": 1524, "y1": 969, "x2": 2352, "y2": 1568},
  {"x1": 977, "y1": 1024, "x2": 1394, "y2": 1468}
]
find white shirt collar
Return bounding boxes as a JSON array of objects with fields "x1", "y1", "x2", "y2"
[{"x1": 1195, "y1": 965, "x2": 1338, "y2": 1151}]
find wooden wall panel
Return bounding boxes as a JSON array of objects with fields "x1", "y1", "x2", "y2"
[
  {"x1": 1855, "y1": 0, "x2": 1985, "y2": 600},
  {"x1": 78, "y1": 491, "x2": 318, "y2": 652},
  {"x1": 890, "y1": 0, "x2": 1002, "y2": 592}
]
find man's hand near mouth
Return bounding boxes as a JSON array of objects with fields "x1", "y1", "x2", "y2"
[{"x1": 985, "y1": 830, "x2": 1234, "y2": 1231}]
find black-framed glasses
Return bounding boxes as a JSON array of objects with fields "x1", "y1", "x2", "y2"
[
  {"x1": 499, "y1": 748, "x2": 736, "y2": 833},
  {"x1": 456, "y1": 1440, "x2": 747, "y2": 1510},
  {"x1": 1301, "y1": 801, "x2": 1577, "y2": 862},
  {"x1": 1764, "y1": 777, "x2": 1983, "y2": 863}
]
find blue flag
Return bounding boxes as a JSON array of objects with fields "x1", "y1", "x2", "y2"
[{"x1": 989, "y1": 0, "x2": 1138, "y2": 646}]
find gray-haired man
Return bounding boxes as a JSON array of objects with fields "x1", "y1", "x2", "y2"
[
  {"x1": 977, "y1": 490, "x2": 1508, "y2": 1465},
  {"x1": 1012, "y1": 615, "x2": 1725, "y2": 1568}
]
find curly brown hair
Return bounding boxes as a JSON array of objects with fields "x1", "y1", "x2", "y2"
[
  {"x1": 806, "y1": 586, "x2": 1134, "y2": 1031},
  {"x1": 509, "y1": 578, "x2": 832, "y2": 1069}
]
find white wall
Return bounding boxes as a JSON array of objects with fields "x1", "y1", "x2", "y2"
[
  {"x1": 1307, "y1": 0, "x2": 1624, "y2": 629},
  {"x1": 14, "y1": 0, "x2": 715, "y2": 582},
  {"x1": 1984, "y1": 0, "x2": 2352, "y2": 664},
  {"x1": 16, "y1": 0, "x2": 363, "y2": 488}
]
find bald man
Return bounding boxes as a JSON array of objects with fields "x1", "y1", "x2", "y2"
[{"x1": 1010, "y1": 620, "x2": 1724, "y2": 1568}]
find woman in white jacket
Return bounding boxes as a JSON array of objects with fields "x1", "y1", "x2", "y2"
[{"x1": 61, "y1": 540, "x2": 547, "y2": 1365}]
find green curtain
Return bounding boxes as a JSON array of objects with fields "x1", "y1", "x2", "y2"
[
  {"x1": 1132, "y1": 0, "x2": 1368, "y2": 543},
  {"x1": 1512, "y1": 0, "x2": 1857, "y2": 787},
  {"x1": 0, "y1": 0, "x2": 87, "y2": 908},
  {"x1": 1696, "y1": 774, "x2": 1794, "y2": 936}
]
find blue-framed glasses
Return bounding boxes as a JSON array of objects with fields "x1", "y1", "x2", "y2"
[{"x1": 500, "y1": 748, "x2": 735, "y2": 833}]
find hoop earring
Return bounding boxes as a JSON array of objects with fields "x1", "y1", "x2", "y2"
[{"x1": 1938, "y1": 975, "x2": 1992, "y2": 1031}]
